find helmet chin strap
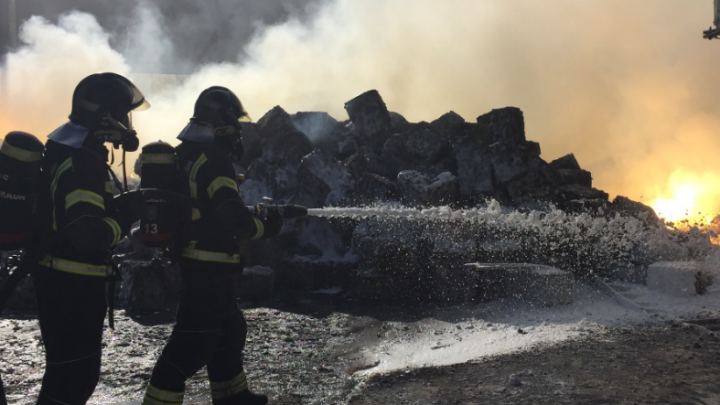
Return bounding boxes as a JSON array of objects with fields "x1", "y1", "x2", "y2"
[{"x1": 122, "y1": 149, "x2": 128, "y2": 192}]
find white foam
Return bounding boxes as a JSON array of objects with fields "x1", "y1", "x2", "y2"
[{"x1": 355, "y1": 277, "x2": 720, "y2": 376}]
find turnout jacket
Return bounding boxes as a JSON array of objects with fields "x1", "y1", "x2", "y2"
[
  {"x1": 37, "y1": 139, "x2": 125, "y2": 276},
  {"x1": 176, "y1": 141, "x2": 273, "y2": 264}
]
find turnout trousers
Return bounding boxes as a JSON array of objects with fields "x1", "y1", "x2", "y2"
[
  {"x1": 33, "y1": 265, "x2": 108, "y2": 405},
  {"x1": 144, "y1": 258, "x2": 256, "y2": 405}
]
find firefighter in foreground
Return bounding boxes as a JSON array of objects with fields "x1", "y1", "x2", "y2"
[
  {"x1": 34, "y1": 72, "x2": 149, "y2": 404},
  {"x1": 142, "y1": 87, "x2": 282, "y2": 405}
]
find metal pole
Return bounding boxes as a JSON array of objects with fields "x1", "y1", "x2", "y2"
[
  {"x1": 0, "y1": 54, "x2": 6, "y2": 100},
  {"x1": 8, "y1": 0, "x2": 17, "y2": 48}
]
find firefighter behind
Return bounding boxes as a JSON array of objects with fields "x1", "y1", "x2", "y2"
[
  {"x1": 33, "y1": 72, "x2": 149, "y2": 405},
  {"x1": 142, "y1": 87, "x2": 281, "y2": 405}
]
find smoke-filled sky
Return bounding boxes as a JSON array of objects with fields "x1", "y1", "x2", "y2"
[
  {"x1": 1, "y1": 0, "x2": 720, "y2": 221},
  {"x1": 0, "y1": 0, "x2": 321, "y2": 68}
]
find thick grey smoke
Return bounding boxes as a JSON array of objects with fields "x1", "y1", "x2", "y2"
[
  {"x1": 1, "y1": 0, "x2": 322, "y2": 67},
  {"x1": 122, "y1": 1, "x2": 182, "y2": 74},
  {"x1": 1, "y1": 0, "x2": 720, "y2": 219},
  {"x1": 0, "y1": 12, "x2": 130, "y2": 137}
]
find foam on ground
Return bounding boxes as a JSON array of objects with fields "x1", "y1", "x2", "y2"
[{"x1": 356, "y1": 274, "x2": 720, "y2": 376}]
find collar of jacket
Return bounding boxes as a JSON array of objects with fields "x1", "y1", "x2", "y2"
[
  {"x1": 47, "y1": 121, "x2": 90, "y2": 149},
  {"x1": 177, "y1": 121, "x2": 214, "y2": 143}
]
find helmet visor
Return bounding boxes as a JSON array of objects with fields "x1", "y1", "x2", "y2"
[
  {"x1": 126, "y1": 78, "x2": 150, "y2": 111},
  {"x1": 238, "y1": 105, "x2": 252, "y2": 122}
]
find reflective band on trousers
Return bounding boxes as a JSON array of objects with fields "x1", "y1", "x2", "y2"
[
  {"x1": 0, "y1": 141, "x2": 42, "y2": 162},
  {"x1": 142, "y1": 153, "x2": 176, "y2": 165},
  {"x1": 39, "y1": 256, "x2": 113, "y2": 277},
  {"x1": 207, "y1": 176, "x2": 238, "y2": 199},
  {"x1": 181, "y1": 248, "x2": 241, "y2": 264},
  {"x1": 142, "y1": 384, "x2": 184, "y2": 405},
  {"x1": 211, "y1": 370, "x2": 248, "y2": 399}
]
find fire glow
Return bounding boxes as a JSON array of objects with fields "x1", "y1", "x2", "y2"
[{"x1": 649, "y1": 171, "x2": 720, "y2": 225}]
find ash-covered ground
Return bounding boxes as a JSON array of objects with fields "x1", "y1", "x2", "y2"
[
  {"x1": 1, "y1": 292, "x2": 358, "y2": 405},
  {"x1": 352, "y1": 324, "x2": 720, "y2": 405},
  {"x1": 2, "y1": 278, "x2": 720, "y2": 404}
]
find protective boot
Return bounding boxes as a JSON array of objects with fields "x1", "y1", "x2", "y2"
[
  {"x1": 210, "y1": 371, "x2": 267, "y2": 405},
  {"x1": 212, "y1": 389, "x2": 268, "y2": 405}
]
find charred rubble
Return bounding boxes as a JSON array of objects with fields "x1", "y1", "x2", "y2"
[
  {"x1": 4, "y1": 90, "x2": 716, "y2": 312},
  {"x1": 231, "y1": 90, "x2": 715, "y2": 305},
  {"x1": 241, "y1": 90, "x2": 640, "y2": 214}
]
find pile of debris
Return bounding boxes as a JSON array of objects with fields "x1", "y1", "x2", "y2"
[{"x1": 240, "y1": 89, "x2": 649, "y2": 217}]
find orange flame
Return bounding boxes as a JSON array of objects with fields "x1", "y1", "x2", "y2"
[{"x1": 649, "y1": 170, "x2": 720, "y2": 226}]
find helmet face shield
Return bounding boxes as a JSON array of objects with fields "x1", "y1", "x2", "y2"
[
  {"x1": 129, "y1": 84, "x2": 150, "y2": 111},
  {"x1": 103, "y1": 72, "x2": 149, "y2": 111},
  {"x1": 238, "y1": 105, "x2": 252, "y2": 122}
]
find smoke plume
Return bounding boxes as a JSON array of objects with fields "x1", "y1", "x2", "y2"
[{"x1": 1, "y1": 0, "x2": 720, "y2": 220}]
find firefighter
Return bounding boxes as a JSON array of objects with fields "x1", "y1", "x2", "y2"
[
  {"x1": 33, "y1": 72, "x2": 149, "y2": 405},
  {"x1": 142, "y1": 87, "x2": 281, "y2": 405}
]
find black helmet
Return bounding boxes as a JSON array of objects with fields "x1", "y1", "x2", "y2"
[
  {"x1": 69, "y1": 72, "x2": 150, "y2": 151},
  {"x1": 192, "y1": 86, "x2": 250, "y2": 162},
  {"x1": 193, "y1": 86, "x2": 251, "y2": 127}
]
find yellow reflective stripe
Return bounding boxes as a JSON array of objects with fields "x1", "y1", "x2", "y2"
[
  {"x1": 38, "y1": 256, "x2": 113, "y2": 277},
  {"x1": 251, "y1": 217, "x2": 264, "y2": 240},
  {"x1": 207, "y1": 176, "x2": 238, "y2": 199},
  {"x1": 142, "y1": 153, "x2": 175, "y2": 165},
  {"x1": 142, "y1": 397, "x2": 177, "y2": 405},
  {"x1": 189, "y1": 154, "x2": 208, "y2": 221},
  {"x1": 51, "y1": 158, "x2": 73, "y2": 198},
  {"x1": 182, "y1": 248, "x2": 240, "y2": 264},
  {"x1": 143, "y1": 384, "x2": 184, "y2": 405},
  {"x1": 103, "y1": 217, "x2": 121, "y2": 246},
  {"x1": 51, "y1": 158, "x2": 73, "y2": 231},
  {"x1": 65, "y1": 189, "x2": 105, "y2": 211},
  {"x1": 189, "y1": 153, "x2": 208, "y2": 198},
  {"x1": 210, "y1": 371, "x2": 248, "y2": 399},
  {"x1": 105, "y1": 181, "x2": 113, "y2": 194},
  {"x1": 0, "y1": 141, "x2": 42, "y2": 162}
]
